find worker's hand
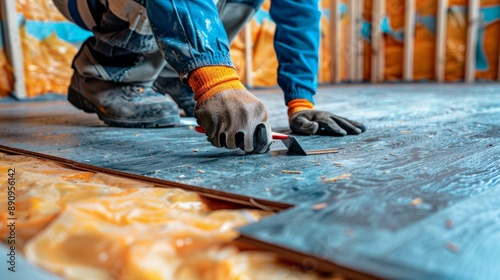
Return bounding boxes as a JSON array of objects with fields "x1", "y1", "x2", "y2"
[
  {"x1": 289, "y1": 110, "x2": 366, "y2": 136},
  {"x1": 194, "y1": 90, "x2": 272, "y2": 153}
]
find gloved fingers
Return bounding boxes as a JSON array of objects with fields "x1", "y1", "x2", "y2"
[
  {"x1": 193, "y1": 90, "x2": 271, "y2": 152},
  {"x1": 290, "y1": 115, "x2": 319, "y2": 135},
  {"x1": 202, "y1": 128, "x2": 221, "y2": 148},
  {"x1": 223, "y1": 131, "x2": 239, "y2": 149},
  {"x1": 317, "y1": 117, "x2": 347, "y2": 136},
  {"x1": 239, "y1": 123, "x2": 272, "y2": 153},
  {"x1": 211, "y1": 131, "x2": 250, "y2": 150},
  {"x1": 249, "y1": 123, "x2": 272, "y2": 154},
  {"x1": 328, "y1": 115, "x2": 363, "y2": 135},
  {"x1": 243, "y1": 128, "x2": 255, "y2": 153},
  {"x1": 341, "y1": 117, "x2": 367, "y2": 132},
  {"x1": 208, "y1": 134, "x2": 221, "y2": 148},
  {"x1": 219, "y1": 133, "x2": 227, "y2": 148},
  {"x1": 235, "y1": 131, "x2": 245, "y2": 150}
]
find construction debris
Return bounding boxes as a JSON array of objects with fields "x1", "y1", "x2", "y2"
[
  {"x1": 311, "y1": 203, "x2": 328, "y2": 210},
  {"x1": 281, "y1": 170, "x2": 303, "y2": 174},
  {"x1": 411, "y1": 197, "x2": 423, "y2": 206},
  {"x1": 445, "y1": 242, "x2": 460, "y2": 253},
  {"x1": 321, "y1": 173, "x2": 351, "y2": 183}
]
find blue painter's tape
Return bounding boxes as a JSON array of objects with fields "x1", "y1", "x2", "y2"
[
  {"x1": 476, "y1": 27, "x2": 488, "y2": 71},
  {"x1": 25, "y1": 21, "x2": 92, "y2": 43},
  {"x1": 360, "y1": 17, "x2": 403, "y2": 42},
  {"x1": 418, "y1": 16, "x2": 437, "y2": 34},
  {"x1": 476, "y1": 5, "x2": 500, "y2": 71},
  {"x1": 254, "y1": 9, "x2": 271, "y2": 24},
  {"x1": 482, "y1": 6, "x2": 500, "y2": 24},
  {"x1": 339, "y1": 3, "x2": 348, "y2": 15}
]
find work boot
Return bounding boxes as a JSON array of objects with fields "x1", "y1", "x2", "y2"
[
  {"x1": 67, "y1": 71, "x2": 180, "y2": 128},
  {"x1": 153, "y1": 76, "x2": 196, "y2": 117}
]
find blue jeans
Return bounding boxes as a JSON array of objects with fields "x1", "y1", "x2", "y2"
[{"x1": 53, "y1": 0, "x2": 264, "y2": 85}]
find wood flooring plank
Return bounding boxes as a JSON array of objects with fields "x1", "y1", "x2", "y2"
[{"x1": 241, "y1": 162, "x2": 500, "y2": 279}]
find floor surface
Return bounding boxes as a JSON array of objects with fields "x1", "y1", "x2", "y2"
[{"x1": 1, "y1": 83, "x2": 499, "y2": 279}]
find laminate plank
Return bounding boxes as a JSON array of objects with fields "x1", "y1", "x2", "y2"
[
  {"x1": 1, "y1": 84, "x2": 499, "y2": 278},
  {"x1": 240, "y1": 165, "x2": 500, "y2": 279},
  {"x1": 1, "y1": 84, "x2": 499, "y2": 208}
]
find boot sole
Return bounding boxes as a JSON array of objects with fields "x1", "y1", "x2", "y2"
[{"x1": 68, "y1": 88, "x2": 180, "y2": 128}]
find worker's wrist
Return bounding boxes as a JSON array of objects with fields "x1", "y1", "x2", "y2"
[
  {"x1": 188, "y1": 66, "x2": 245, "y2": 104},
  {"x1": 287, "y1": 99, "x2": 314, "y2": 118}
]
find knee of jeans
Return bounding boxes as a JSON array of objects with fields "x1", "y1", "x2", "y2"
[
  {"x1": 95, "y1": 10, "x2": 157, "y2": 53},
  {"x1": 226, "y1": 0, "x2": 265, "y2": 10}
]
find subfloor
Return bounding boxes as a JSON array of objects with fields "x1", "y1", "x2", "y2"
[{"x1": 1, "y1": 83, "x2": 499, "y2": 279}]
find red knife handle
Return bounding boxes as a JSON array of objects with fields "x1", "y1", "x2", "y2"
[
  {"x1": 270, "y1": 132, "x2": 289, "y2": 139},
  {"x1": 194, "y1": 126, "x2": 288, "y2": 140},
  {"x1": 194, "y1": 126, "x2": 206, "y2": 134}
]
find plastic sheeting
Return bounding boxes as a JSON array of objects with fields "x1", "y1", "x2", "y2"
[
  {"x1": 0, "y1": 152, "x2": 338, "y2": 280},
  {"x1": 16, "y1": 0, "x2": 66, "y2": 21},
  {"x1": 14, "y1": 0, "x2": 86, "y2": 97},
  {"x1": 0, "y1": 48, "x2": 13, "y2": 97},
  {"x1": 21, "y1": 28, "x2": 77, "y2": 97},
  {"x1": 362, "y1": 0, "x2": 500, "y2": 81},
  {"x1": 230, "y1": 6, "x2": 279, "y2": 87}
]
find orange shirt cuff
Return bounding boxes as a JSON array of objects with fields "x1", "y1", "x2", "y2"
[{"x1": 287, "y1": 99, "x2": 314, "y2": 117}]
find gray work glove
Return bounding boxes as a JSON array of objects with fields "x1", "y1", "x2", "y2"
[
  {"x1": 289, "y1": 110, "x2": 366, "y2": 136},
  {"x1": 194, "y1": 90, "x2": 272, "y2": 153}
]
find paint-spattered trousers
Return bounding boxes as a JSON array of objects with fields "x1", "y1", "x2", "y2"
[{"x1": 53, "y1": 0, "x2": 263, "y2": 86}]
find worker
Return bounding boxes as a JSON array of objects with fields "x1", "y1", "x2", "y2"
[{"x1": 53, "y1": 0, "x2": 366, "y2": 154}]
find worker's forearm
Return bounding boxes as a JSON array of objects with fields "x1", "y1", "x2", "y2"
[
  {"x1": 270, "y1": 0, "x2": 321, "y2": 105},
  {"x1": 146, "y1": 0, "x2": 234, "y2": 76}
]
